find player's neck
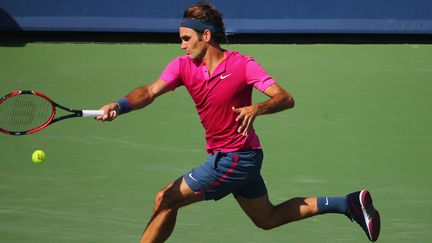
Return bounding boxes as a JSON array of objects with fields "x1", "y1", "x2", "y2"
[{"x1": 203, "y1": 45, "x2": 225, "y2": 75}]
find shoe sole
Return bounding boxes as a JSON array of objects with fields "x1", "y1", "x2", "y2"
[{"x1": 359, "y1": 190, "x2": 381, "y2": 242}]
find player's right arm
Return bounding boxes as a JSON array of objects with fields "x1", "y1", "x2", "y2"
[{"x1": 96, "y1": 79, "x2": 171, "y2": 122}]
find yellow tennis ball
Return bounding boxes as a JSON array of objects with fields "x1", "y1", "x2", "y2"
[{"x1": 32, "y1": 150, "x2": 46, "y2": 164}]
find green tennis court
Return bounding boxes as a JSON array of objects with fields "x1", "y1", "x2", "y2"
[{"x1": 1, "y1": 43, "x2": 431, "y2": 242}]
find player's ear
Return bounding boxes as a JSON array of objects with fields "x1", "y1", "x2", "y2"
[{"x1": 202, "y1": 29, "x2": 212, "y2": 43}]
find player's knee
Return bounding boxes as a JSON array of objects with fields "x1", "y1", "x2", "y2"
[
  {"x1": 154, "y1": 187, "x2": 177, "y2": 210},
  {"x1": 250, "y1": 207, "x2": 278, "y2": 230},
  {"x1": 253, "y1": 220, "x2": 276, "y2": 230}
]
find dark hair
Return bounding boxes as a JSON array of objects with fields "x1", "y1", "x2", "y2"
[{"x1": 183, "y1": 1, "x2": 226, "y2": 43}]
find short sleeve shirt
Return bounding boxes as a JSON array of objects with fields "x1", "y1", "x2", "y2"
[{"x1": 160, "y1": 50, "x2": 276, "y2": 154}]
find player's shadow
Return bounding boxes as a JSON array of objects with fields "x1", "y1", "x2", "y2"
[{"x1": 0, "y1": 7, "x2": 27, "y2": 47}]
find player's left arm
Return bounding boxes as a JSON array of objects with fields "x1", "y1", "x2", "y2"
[{"x1": 232, "y1": 83, "x2": 294, "y2": 136}]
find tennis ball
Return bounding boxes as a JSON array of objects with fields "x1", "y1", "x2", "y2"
[{"x1": 32, "y1": 150, "x2": 46, "y2": 164}]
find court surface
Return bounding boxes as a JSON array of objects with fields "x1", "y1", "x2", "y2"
[{"x1": 1, "y1": 43, "x2": 431, "y2": 242}]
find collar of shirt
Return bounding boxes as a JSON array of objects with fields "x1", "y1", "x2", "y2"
[{"x1": 198, "y1": 50, "x2": 233, "y2": 81}]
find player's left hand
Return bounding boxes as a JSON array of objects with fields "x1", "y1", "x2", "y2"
[{"x1": 232, "y1": 105, "x2": 259, "y2": 136}]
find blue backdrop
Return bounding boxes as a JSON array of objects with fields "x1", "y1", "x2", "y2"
[{"x1": 1, "y1": 0, "x2": 431, "y2": 34}]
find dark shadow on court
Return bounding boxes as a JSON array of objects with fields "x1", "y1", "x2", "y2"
[{"x1": 0, "y1": 8, "x2": 26, "y2": 47}]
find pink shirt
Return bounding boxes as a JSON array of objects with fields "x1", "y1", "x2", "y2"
[{"x1": 160, "y1": 50, "x2": 275, "y2": 154}]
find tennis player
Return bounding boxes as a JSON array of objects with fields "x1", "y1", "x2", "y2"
[{"x1": 97, "y1": 2, "x2": 380, "y2": 242}]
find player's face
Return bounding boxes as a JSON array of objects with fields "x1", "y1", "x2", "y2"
[{"x1": 179, "y1": 27, "x2": 207, "y2": 61}]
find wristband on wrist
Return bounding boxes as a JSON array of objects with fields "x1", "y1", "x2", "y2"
[{"x1": 116, "y1": 97, "x2": 133, "y2": 114}]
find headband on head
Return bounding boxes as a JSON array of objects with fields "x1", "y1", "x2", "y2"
[{"x1": 179, "y1": 18, "x2": 218, "y2": 34}]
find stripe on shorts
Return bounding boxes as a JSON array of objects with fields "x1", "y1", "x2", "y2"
[{"x1": 208, "y1": 153, "x2": 239, "y2": 190}]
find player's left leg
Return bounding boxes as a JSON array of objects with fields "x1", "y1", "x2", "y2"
[{"x1": 140, "y1": 176, "x2": 204, "y2": 243}]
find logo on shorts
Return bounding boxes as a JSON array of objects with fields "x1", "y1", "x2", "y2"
[{"x1": 188, "y1": 173, "x2": 198, "y2": 182}]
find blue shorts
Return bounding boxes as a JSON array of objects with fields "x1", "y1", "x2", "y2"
[{"x1": 183, "y1": 149, "x2": 267, "y2": 201}]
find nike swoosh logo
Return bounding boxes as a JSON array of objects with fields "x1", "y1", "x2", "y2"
[
  {"x1": 220, "y1": 74, "x2": 232, "y2": 79},
  {"x1": 188, "y1": 173, "x2": 198, "y2": 182},
  {"x1": 325, "y1": 197, "x2": 329, "y2": 206}
]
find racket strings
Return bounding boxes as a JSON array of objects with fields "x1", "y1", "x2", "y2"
[{"x1": 0, "y1": 94, "x2": 53, "y2": 132}]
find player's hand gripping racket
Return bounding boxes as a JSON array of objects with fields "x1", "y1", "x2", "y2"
[{"x1": 0, "y1": 90, "x2": 103, "y2": 136}]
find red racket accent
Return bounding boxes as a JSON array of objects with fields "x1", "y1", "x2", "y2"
[
  {"x1": 1, "y1": 90, "x2": 102, "y2": 136},
  {"x1": 0, "y1": 90, "x2": 56, "y2": 135}
]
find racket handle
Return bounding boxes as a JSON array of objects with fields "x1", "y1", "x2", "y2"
[{"x1": 82, "y1": 110, "x2": 104, "y2": 117}]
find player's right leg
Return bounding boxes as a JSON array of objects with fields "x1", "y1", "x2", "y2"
[
  {"x1": 316, "y1": 189, "x2": 380, "y2": 241},
  {"x1": 235, "y1": 193, "x2": 319, "y2": 230},
  {"x1": 236, "y1": 189, "x2": 380, "y2": 241}
]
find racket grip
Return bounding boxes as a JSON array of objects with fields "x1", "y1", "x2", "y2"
[{"x1": 82, "y1": 110, "x2": 104, "y2": 117}]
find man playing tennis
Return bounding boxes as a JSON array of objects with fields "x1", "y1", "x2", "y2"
[{"x1": 97, "y1": 2, "x2": 380, "y2": 242}]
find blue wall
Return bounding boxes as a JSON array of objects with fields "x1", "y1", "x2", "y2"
[{"x1": 1, "y1": 0, "x2": 431, "y2": 34}]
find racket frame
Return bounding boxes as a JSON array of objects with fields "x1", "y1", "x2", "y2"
[{"x1": 0, "y1": 90, "x2": 99, "y2": 136}]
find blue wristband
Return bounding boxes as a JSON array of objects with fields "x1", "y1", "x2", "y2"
[{"x1": 116, "y1": 97, "x2": 132, "y2": 114}]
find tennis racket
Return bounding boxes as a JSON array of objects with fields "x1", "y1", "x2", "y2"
[{"x1": 0, "y1": 90, "x2": 103, "y2": 136}]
